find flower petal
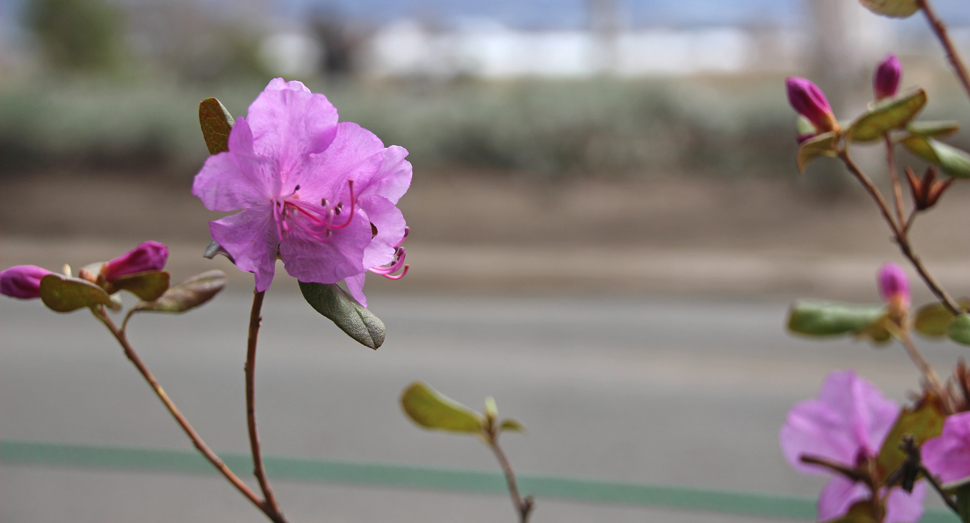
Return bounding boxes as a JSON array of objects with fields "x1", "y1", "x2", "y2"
[
  {"x1": 818, "y1": 476, "x2": 868, "y2": 522},
  {"x1": 246, "y1": 79, "x2": 339, "y2": 180},
  {"x1": 209, "y1": 208, "x2": 279, "y2": 292},
  {"x1": 359, "y1": 194, "x2": 405, "y2": 270},
  {"x1": 279, "y1": 208, "x2": 371, "y2": 285},
  {"x1": 923, "y1": 411, "x2": 970, "y2": 483},
  {"x1": 192, "y1": 118, "x2": 279, "y2": 212},
  {"x1": 359, "y1": 145, "x2": 412, "y2": 204},
  {"x1": 345, "y1": 272, "x2": 368, "y2": 308},
  {"x1": 292, "y1": 122, "x2": 385, "y2": 198},
  {"x1": 885, "y1": 482, "x2": 925, "y2": 523}
]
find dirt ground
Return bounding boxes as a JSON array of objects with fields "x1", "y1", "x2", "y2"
[{"x1": 3, "y1": 167, "x2": 970, "y2": 302}]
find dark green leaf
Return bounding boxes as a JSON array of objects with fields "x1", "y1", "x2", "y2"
[
  {"x1": 796, "y1": 131, "x2": 839, "y2": 173},
  {"x1": 133, "y1": 270, "x2": 226, "y2": 314},
  {"x1": 949, "y1": 314, "x2": 970, "y2": 345},
  {"x1": 499, "y1": 419, "x2": 526, "y2": 433},
  {"x1": 199, "y1": 97, "x2": 234, "y2": 155},
  {"x1": 400, "y1": 382, "x2": 484, "y2": 434},
  {"x1": 902, "y1": 136, "x2": 970, "y2": 178},
  {"x1": 110, "y1": 271, "x2": 169, "y2": 301},
  {"x1": 876, "y1": 393, "x2": 945, "y2": 480},
  {"x1": 907, "y1": 120, "x2": 960, "y2": 139},
  {"x1": 298, "y1": 281, "x2": 385, "y2": 349},
  {"x1": 822, "y1": 501, "x2": 880, "y2": 523},
  {"x1": 39, "y1": 273, "x2": 113, "y2": 313},
  {"x1": 847, "y1": 89, "x2": 927, "y2": 143},
  {"x1": 859, "y1": 0, "x2": 920, "y2": 18},
  {"x1": 787, "y1": 300, "x2": 887, "y2": 337}
]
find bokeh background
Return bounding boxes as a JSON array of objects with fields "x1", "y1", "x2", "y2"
[{"x1": 4, "y1": 1, "x2": 970, "y2": 522}]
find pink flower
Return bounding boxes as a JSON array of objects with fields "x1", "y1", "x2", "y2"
[
  {"x1": 786, "y1": 77, "x2": 839, "y2": 134},
  {"x1": 192, "y1": 78, "x2": 410, "y2": 305},
  {"x1": 874, "y1": 54, "x2": 902, "y2": 100},
  {"x1": 922, "y1": 411, "x2": 970, "y2": 484},
  {"x1": 780, "y1": 370, "x2": 925, "y2": 522},
  {"x1": 102, "y1": 241, "x2": 169, "y2": 281},
  {"x1": 878, "y1": 262, "x2": 910, "y2": 312},
  {"x1": 0, "y1": 265, "x2": 52, "y2": 299}
]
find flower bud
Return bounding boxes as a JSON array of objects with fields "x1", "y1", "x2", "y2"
[
  {"x1": 0, "y1": 265, "x2": 52, "y2": 299},
  {"x1": 102, "y1": 241, "x2": 169, "y2": 281},
  {"x1": 878, "y1": 262, "x2": 910, "y2": 311},
  {"x1": 874, "y1": 54, "x2": 902, "y2": 100},
  {"x1": 786, "y1": 77, "x2": 838, "y2": 133}
]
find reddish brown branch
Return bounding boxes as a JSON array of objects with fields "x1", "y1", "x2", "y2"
[{"x1": 919, "y1": 0, "x2": 970, "y2": 102}]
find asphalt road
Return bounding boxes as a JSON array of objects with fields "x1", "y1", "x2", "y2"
[{"x1": 1, "y1": 289, "x2": 963, "y2": 523}]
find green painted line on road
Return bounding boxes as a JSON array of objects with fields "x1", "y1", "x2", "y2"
[{"x1": 0, "y1": 440, "x2": 957, "y2": 522}]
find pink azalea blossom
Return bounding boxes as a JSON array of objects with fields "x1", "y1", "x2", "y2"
[
  {"x1": 922, "y1": 411, "x2": 970, "y2": 484},
  {"x1": 192, "y1": 78, "x2": 410, "y2": 305},
  {"x1": 780, "y1": 370, "x2": 926, "y2": 522},
  {"x1": 786, "y1": 77, "x2": 839, "y2": 134},
  {"x1": 0, "y1": 265, "x2": 52, "y2": 299},
  {"x1": 878, "y1": 262, "x2": 910, "y2": 312},
  {"x1": 874, "y1": 54, "x2": 902, "y2": 100},
  {"x1": 102, "y1": 241, "x2": 169, "y2": 281}
]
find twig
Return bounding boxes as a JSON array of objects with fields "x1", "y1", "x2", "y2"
[
  {"x1": 91, "y1": 307, "x2": 276, "y2": 520},
  {"x1": 840, "y1": 151, "x2": 962, "y2": 315},
  {"x1": 918, "y1": 0, "x2": 970, "y2": 102},
  {"x1": 898, "y1": 330, "x2": 948, "y2": 410},
  {"x1": 486, "y1": 432, "x2": 534, "y2": 523},
  {"x1": 246, "y1": 289, "x2": 285, "y2": 522}
]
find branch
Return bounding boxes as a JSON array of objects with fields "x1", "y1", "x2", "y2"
[
  {"x1": 919, "y1": 0, "x2": 970, "y2": 102},
  {"x1": 486, "y1": 431, "x2": 534, "y2": 523}
]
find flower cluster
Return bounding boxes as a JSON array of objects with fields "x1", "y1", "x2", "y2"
[{"x1": 192, "y1": 78, "x2": 411, "y2": 306}]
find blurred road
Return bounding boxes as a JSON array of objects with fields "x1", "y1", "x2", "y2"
[{"x1": 0, "y1": 290, "x2": 962, "y2": 523}]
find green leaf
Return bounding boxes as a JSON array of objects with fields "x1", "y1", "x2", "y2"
[
  {"x1": 859, "y1": 0, "x2": 920, "y2": 18},
  {"x1": 913, "y1": 300, "x2": 970, "y2": 338},
  {"x1": 400, "y1": 382, "x2": 484, "y2": 434},
  {"x1": 132, "y1": 270, "x2": 226, "y2": 314},
  {"x1": 822, "y1": 501, "x2": 880, "y2": 523},
  {"x1": 110, "y1": 271, "x2": 170, "y2": 301},
  {"x1": 796, "y1": 131, "x2": 839, "y2": 173},
  {"x1": 298, "y1": 281, "x2": 386, "y2": 349},
  {"x1": 902, "y1": 136, "x2": 970, "y2": 178},
  {"x1": 796, "y1": 116, "x2": 815, "y2": 137},
  {"x1": 787, "y1": 300, "x2": 887, "y2": 337},
  {"x1": 500, "y1": 418, "x2": 526, "y2": 433},
  {"x1": 949, "y1": 314, "x2": 970, "y2": 345},
  {"x1": 876, "y1": 393, "x2": 946, "y2": 480},
  {"x1": 199, "y1": 97, "x2": 234, "y2": 155},
  {"x1": 39, "y1": 273, "x2": 113, "y2": 313},
  {"x1": 907, "y1": 120, "x2": 960, "y2": 139},
  {"x1": 484, "y1": 396, "x2": 498, "y2": 421},
  {"x1": 958, "y1": 484, "x2": 970, "y2": 523},
  {"x1": 846, "y1": 89, "x2": 927, "y2": 143}
]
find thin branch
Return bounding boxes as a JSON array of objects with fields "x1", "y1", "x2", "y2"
[
  {"x1": 920, "y1": 464, "x2": 960, "y2": 514},
  {"x1": 898, "y1": 330, "x2": 948, "y2": 411},
  {"x1": 919, "y1": 0, "x2": 970, "y2": 102},
  {"x1": 840, "y1": 151, "x2": 962, "y2": 315},
  {"x1": 92, "y1": 307, "x2": 275, "y2": 520},
  {"x1": 884, "y1": 135, "x2": 907, "y2": 228},
  {"x1": 246, "y1": 289, "x2": 284, "y2": 522},
  {"x1": 486, "y1": 432, "x2": 534, "y2": 523}
]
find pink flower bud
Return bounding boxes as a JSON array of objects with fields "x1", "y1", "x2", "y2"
[
  {"x1": 0, "y1": 265, "x2": 52, "y2": 299},
  {"x1": 878, "y1": 262, "x2": 910, "y2": 309},
  {"x1": 874, "y1": 54, "x2": 902, "y2": 100},
  {"x1": 102, "y1": 241, "x2": 169, "y2": 281},
  {"x1": 786, "y1": 77, "x2": 838, "y2": 133}
]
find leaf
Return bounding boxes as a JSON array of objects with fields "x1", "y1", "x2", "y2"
[
  {"x1": 914, "y1": 300, "x2": 970, "y2": 338},
  {"x1": 484, "y1": 396, "x2": 498, "y2": 421},
  {"x1": 110, "y1": 271, "x2": 170, "y2": 301},
  {"x1": 958, "y1": 484, "x2": 970, "y2": 523},
  {"x1": 500, "y1": 419, "x2": 526, "y2": 434},
  {"x1": 876, "y1": 393, "x2": 946, "y2": 480},
  {"x1": 133, "y1": 270, "x2": 226, "y2": 313},
  {"x1": 797, "y1": 131, "x2": 839, "y2": 172},
  {"x1": 787, "y1": 300, "x2": 887, "y2": 337},
  {"x1": 902, "y1": 136, "x2": 970, "y2": 178},
  {"x1": 822, "y1": 501, "x2": 880, "y2": 523},
  {"x1": 400, "y1": 382, "x2": 484, "y2": 434},
  {"x1": 199, "y1": 97, "x2": 234, "y2": 155},
  {"x1": 907, "y1": 120, "x2": 960, "y2": 139},
  {"x1": 39, "y1": 273, "x2": 113, "y2": 313},
  {"x1": 859, "y1": 0, "x2": 920, "y2": 18},
  {"x1": 949, "y1": 314, "x2": 970, "y2": 345},
  {"x1": 846, "y1": 89, "x2": 927, "y2": 143},
  {"x1": 298, "y1": 281, "x2": 385, "y2": 349}
]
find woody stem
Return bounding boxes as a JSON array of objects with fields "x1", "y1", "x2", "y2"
[{"x1": 918, "y1": 0, "x2": 970, "y2": 102}]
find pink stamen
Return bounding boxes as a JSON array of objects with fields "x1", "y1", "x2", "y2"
[
  {"x1": 392, "y1": 226, "x2": 410, "y2": 249},
  {"x1": 381, "y1": 265, "x2": 409, "y2": 280},
  {"x1": 331, "y1": 180, "x2": 356, "y2": 230},
  {"x1": 369, "y1": 247, "x2": 408, "y2": 279}
]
